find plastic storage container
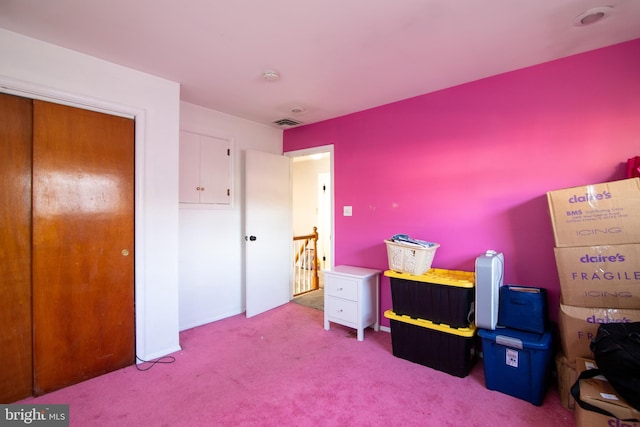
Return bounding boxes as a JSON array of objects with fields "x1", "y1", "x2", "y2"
[
  {"x1": 384, "y1": 310, "x2": 478, "y2": 378},
  {"x1": 385, "y1": 240, "x2": 439, "y2": 275},
  {"x1": 385, "y1": 269, "x2": 475, "y2": 328},
  {"x1": 478, "y1": 327, "x2": 553, "y2": 405},
  {"x1": 498, "y1": 285, "x2": 547, "y2": 333}
]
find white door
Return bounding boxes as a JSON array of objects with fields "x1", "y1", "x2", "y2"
[{"x1": 244, "y1": 150, "x2": 292, "y2": 317}]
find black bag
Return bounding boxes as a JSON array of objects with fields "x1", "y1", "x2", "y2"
[{"x1": 590, "y1": 322, "x2": 640, "y2": 411}]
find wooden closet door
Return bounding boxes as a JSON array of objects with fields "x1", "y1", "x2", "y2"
[
  {"x1": 32, "y1": 101, "x2": 135, "y2": 395},
  {"x1": 0, "y1": 93, "x2": 33, "y2": 403}
]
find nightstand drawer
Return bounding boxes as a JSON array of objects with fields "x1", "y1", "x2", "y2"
[
  {"x1": 325, "y1": 296, "x2": 358, "y2": 323},
  {"x1": 325, "y1": 276, "x2": 358, "y2": 301}
]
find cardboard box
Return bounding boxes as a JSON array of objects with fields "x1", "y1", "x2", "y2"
[
  {"x1": 574, "y1": 357, "x2": 640, "y2": 426},
  {"x1": 555, "y1": 352, "x2": 577, "y2": 411},
  {"x1": 558, "y1": 303, "x2": 640, "y2": 363},
  {"x1": 547, "y1": 178, "x2": 640, "y2": 247},
  {"x1": 554, "y1": 244, "x2": 640, "y2": 309}
]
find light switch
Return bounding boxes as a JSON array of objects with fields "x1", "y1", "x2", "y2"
[{"x1": 343, "y1": 206, "x2": 352, "y2": 216}]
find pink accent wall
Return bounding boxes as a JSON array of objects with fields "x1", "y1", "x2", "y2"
[{"x1": 284, "y1": 39, "x2": 640, "y2": 327}]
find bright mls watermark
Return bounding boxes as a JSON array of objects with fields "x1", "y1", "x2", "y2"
[{"x1": 0, "y1": 405, "x2": 69, "y2": 426}]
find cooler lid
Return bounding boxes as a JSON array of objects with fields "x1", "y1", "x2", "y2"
[{"x1": 478, "y1": 326, "x2": 551, "y2": 350}]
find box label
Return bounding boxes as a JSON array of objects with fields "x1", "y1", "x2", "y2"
[{"x1": 506, "y1": 348, "x2": 519, "y2": 368}]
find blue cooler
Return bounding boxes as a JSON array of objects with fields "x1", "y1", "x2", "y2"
[
  {"x1": 478, "y1": 327, "x2": 552, "y2": 405},
  {"x1": 498, "y1": 285, "x2": 547, "y2": 333}
]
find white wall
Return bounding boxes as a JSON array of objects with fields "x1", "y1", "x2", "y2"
[
  {"x1": 178, "y1": 102, "x2": 283, "y2": 330},
  {"x1": 0, "y1": 28, "x2": 181, "y2": 361},
  {"x1": 292, "y1": 156, "x2": 330, "y2": 236}
]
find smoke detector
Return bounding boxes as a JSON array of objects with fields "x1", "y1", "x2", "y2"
[{"x1": 574, "y1": 6, "x2": 613, "y2": 26}]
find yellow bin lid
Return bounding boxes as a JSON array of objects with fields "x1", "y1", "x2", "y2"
[
  {"x1": 384, "y1": 268, "x2": 475, "y2": 288},
  {"x1": 384, "y1": 310, "x2": 477, "y2": 337}
]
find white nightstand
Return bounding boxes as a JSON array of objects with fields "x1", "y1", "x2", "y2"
[{"x1": 323, "y1": 265, "x2": 381, "y2": 341}]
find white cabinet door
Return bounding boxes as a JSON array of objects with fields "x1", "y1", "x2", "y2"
[
  {"x1": 179, "y1": 132, "x2": 202, "y2": 203},
  {"x1": 179, "y1": 131, "x2": 231, "y2": 205},
  {"x1": 199, "y1": 138, "x2": 230, "y2": 204}
]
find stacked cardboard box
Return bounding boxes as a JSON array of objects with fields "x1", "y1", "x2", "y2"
[{"x1": 546, "y1": 178, "x2": 640, "y2": 416}]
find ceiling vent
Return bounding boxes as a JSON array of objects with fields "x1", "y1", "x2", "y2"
[{"x1": 273, "y1": 118, "x2": 303, "y2": 127}]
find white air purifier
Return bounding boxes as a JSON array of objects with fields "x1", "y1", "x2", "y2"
[{"x1": 474, "y1": 250, "x2": 504, "y2": 330}]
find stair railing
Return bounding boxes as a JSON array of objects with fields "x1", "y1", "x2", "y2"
[{"x1": 293, "y1": 226, "x2": 319, "y2": 296}]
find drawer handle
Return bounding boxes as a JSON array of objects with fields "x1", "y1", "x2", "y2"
[{"x1": 337, "y1": 287, "x2": 343, "y2": 291}]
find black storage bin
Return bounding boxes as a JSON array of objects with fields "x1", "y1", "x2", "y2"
[
  {"x1": 384, "y1": 310, "x2": 478, "y2": 378},
  {"x1": 385, "y1": 269, "x2": 475, "y2": 328}
]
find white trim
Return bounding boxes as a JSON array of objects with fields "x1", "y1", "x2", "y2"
[
  {"x1": 0, "y1": 75, "x2": 135, "y2": 119},
  {"x1": 179, "y1": 310, "x2": 241, "y2": 332},
  {"x1": 0, "y1": 75, "x2": 151, "y2": 362},
  {"x1": 138, "y1": 345, "x2": 182, "y2": 363}
]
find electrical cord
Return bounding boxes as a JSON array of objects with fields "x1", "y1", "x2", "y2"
[{"x1": 135, "y1": 355, "x2": 176, "y2": 371}]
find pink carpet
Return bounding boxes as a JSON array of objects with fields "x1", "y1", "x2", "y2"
[{"x1": 19, "y1": 303, "x2": 574, "y2": 426}]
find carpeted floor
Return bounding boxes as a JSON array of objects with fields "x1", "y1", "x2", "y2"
[
  {"x1": 292, "y1": 288, "x2": 324, "y2": 311},
  {"x1": 16, "y1": 302, "x2": 575, "y2": 426}
]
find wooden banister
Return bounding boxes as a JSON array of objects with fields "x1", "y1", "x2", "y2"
[{"x1": 293, "y1": 226, "x2": 319, "y2": 296}]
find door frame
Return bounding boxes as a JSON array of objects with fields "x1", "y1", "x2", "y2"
[
  {"x1": 285, "y1": 144, "x2": 335, "y2": 274},
  {"x1": 0, "y1": 76, "x2": 150, "y2": 360}
]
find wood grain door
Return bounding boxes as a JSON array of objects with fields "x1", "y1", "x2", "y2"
[
  {"x1": 0, "y1": 93, "x2": 33, "y2": 403},
  {"x1": 32, "y1": 101, "x2": 135, "y2": 395}
]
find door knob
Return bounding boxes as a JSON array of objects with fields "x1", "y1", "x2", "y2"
[{"x1": 244, "y1": 235, "x2": 257, "y2": 241}]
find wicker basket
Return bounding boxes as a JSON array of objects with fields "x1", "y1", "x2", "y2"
[{"x1": 385, "y1": 239, "x2": 439, "y2": 275}]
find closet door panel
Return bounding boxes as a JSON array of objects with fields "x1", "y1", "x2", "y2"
[
  {"x1": 32, "y1": 101, "x2": 135, "y2": 394},
  {"x1": 0, "y1": 93, "x2": 33, "y2": 403}
]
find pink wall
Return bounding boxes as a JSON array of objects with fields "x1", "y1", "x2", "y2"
[{"x1": 284, "y1": 39, "x2": 640, "y2": 327}]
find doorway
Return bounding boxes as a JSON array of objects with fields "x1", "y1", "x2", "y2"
[{"x1": 288, "y1": 146, "x2": 334, "y2": 309}]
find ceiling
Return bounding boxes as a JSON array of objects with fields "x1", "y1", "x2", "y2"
[{"x1": 1, "y1": 1, "x2": 639, "y2": 129}]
